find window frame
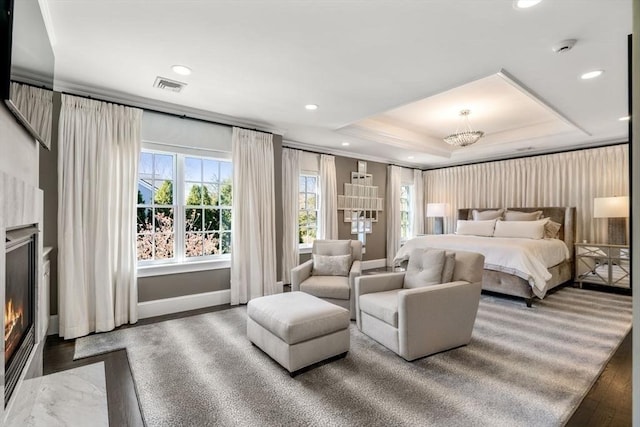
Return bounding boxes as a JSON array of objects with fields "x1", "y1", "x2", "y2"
[
  {"x1": 136, "y1": 146, "x2": 233, "y2": 276},
  {"x1": 400, "y1": 184, "x2": 413, "y2": 243},
  {"x1": 298, "y1": 173, "x2": 319, "y2": 251}
]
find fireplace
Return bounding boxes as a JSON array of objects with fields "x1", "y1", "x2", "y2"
[{"x1": 4, "y1": 225, "x2": 37, "y2": 407}]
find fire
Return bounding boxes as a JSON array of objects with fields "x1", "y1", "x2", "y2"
[{"x1": 4, "y1": 298, "x2": 23, "y2": 342}]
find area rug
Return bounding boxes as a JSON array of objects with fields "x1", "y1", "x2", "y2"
[{"x1": 74, "y1": 287, "x2": 632, "y2": 426}]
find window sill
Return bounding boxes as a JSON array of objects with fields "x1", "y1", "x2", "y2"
[
  {"x1": 137, "y1": 257, "x2": 231, "y2": 278},
  {"x1": 299, "y1": 246, "x2": 312, "y2": 255}
]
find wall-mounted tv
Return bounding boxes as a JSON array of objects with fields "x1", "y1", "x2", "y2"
[{"x1": 1, "y1": 0, "x2": 55, "y2": 150}]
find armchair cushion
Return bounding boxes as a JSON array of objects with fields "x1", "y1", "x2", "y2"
[
  {"x1": 300, "y1": 275, "x2": 350, "y2": 300},
  {"x1": 359, "y1": 289, "x2": 401, "y2": 327},
  {"x1": 312, "y1": 240, "x2": 351, "y2": 256},
  {"x1": 312, "y1": 253, "x2": 351, "y2": 276},
  {"x1": 404, "y1": 248, "x2": 446, "y2": 289}
]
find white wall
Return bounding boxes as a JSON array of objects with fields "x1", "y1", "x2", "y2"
[{"x1": 0, "y1": 105, "x2": 39, "y2": 184}]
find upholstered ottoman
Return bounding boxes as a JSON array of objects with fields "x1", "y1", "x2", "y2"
[{"x1": 247, "y1": 291, "x2": 350, "y2": 374}]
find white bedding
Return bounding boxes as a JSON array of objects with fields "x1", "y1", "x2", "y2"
[{"x1": 393, "y1": 235, "x2": 570, "y2": 298}]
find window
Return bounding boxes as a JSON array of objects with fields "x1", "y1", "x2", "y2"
[
  {"x1": 136, "y1": 149, "x2": 232, "y2": 264},
  {"x1": 299, "y1": 175, "x2": 318, "y2": 246},
  {"x1": 400, "y1": 184, "x2": 412, "y2": 241}
]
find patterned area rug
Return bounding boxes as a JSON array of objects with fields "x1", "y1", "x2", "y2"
[{"x1": 75, "y1": 287, "x2": 632, "y2": 426}]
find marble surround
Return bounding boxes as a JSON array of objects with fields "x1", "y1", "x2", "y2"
[
  {"x1": 1, "y1": 170, "x2": 45, "y2": 422},
  {"x1": 5, "y1": 362, "x2": 108, "y2": 427}
]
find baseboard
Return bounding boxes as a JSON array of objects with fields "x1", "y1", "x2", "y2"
[
  {"x1": 47, "y1": 314, "x2": 59, "y2": 336},
  {"x1": 137, "y1": 289, "x2": 231, "y2": 319},
  {"x1": 361, "y1": 258, "x2": 386, "y2": 270}
]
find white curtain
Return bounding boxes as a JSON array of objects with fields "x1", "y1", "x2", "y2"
[
  {"x1": 58, "y1": 94, "x2": 142, "y2": 339},
  {"x1": 412, "y1": 169, "x2": 425, "y2": 237},
  {"x1": 318, "y1": 154, "x2": 338, "y2": 239},
  {"x1": 10, "y1": 82, "x2": 53, "y2": 146},
  {"x1": 282, "y1": 148, "x2": 301, "y2": 284},
  {"x1": 424, "y1": 145, "x2": 628, "y2": 242},
  {"x1": 231, "y1": 128, "x2": 277, "y2": 304},
  {"x1": 386, "y1": 165, "x2": 402, "y2": 266}
]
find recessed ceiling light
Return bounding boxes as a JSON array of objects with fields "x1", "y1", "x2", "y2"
[
  {"x1": 514, "y1": 0, "x2": 542, "y2": 9},
  {"x1": 580, "y1": 70, "x2": 604, "y2": 80},
  {"x1": 619, "y1": 116, "x2": 631, "y2": 121},
  {"x1": 407, "y1": 156, "x2": 415, "y2": 160},
  {"x1": 341, "y1": 142, "x2": 350, "y2": 146},
  {"x1": 305, "y1": 104, "x2": 318, "y2": 111},
  {"x1": 171, "y1": 65, "x2": 192, "y2": 76}
]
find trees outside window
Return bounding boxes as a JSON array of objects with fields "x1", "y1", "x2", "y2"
[{"x1": 400, "y1": 184, "x2": 412, "y2": 241}]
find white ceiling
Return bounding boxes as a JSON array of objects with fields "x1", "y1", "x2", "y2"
[{"x1": 43, "y1": 0, "x2": 631, "y2": 168}]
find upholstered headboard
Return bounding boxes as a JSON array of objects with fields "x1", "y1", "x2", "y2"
[{"x1": 457, "y1": 207, "x2": 577, "y2": 258}]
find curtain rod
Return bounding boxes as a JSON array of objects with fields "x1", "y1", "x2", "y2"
[
  {"x1": 59, "y1": 90, "x2": 270, "y2": 134},
  {"x1": 282, "y1": 144, "x2": 420, "y2": 170}
]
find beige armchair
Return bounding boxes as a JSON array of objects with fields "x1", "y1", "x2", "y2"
[
  {"x1": 291, "y1": 240, "x2": 363, "y2": 319},
  {"x1": 355, "y1": 249, "x2": 484, "y2": 361}
]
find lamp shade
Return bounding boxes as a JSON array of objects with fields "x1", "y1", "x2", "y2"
[
  {"x1": 593, "y1": 196, "x2": 629, "y2": 218},
  {"x1": 426, "y1": 203, "x2": 446, "y2": 217}
]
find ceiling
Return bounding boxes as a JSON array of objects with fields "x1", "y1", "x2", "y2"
[{"x1": 42, "y1": 0, "x2": 631, "y2": 168}]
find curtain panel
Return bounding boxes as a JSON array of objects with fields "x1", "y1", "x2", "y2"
[
  {"x1": 386, "y1": 165, "x2": 402, "y2": 266},
  {"x1": 318, "y1": 154, "x2": 338, "y2": 239},
  {"x1": 424, "y1": 145, "x2": 628, "y2": 243},
  {"x1": 412, "y1": 169, "x2": 425, "y2": 237},
  {"x1": 230, "y1": 128, "x2": 278, "y2": 304},
  {"x1": 281, "y1": 148, "x2": 301, "y2": 284},
  {"x1": 10, "y1": 82, "x2": 53, "y2": 145},
  {"x1": 58, "y1": 94, "x2": 142, "y2": 339}
]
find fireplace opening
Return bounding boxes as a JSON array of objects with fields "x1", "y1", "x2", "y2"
[{"x1": 4, "y1": 225, "x2": 37, "y2": 407}]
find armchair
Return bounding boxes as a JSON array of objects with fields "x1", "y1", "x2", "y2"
[
  {"x1": 355, "y1": 249, "x2": 484, "y2": 361},
  {"x1": 291, "y1": 240, "x2": 363, "y2": 319}
]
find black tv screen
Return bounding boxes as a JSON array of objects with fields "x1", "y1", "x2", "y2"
[{"x1": 1, "y1": 0, "x2": 54, "y2": 149}]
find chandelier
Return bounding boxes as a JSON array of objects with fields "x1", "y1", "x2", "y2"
[{"x1": 443, "y1": 109, "x2": 484, "y2": 147}]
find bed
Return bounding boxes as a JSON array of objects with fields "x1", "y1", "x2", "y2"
[{"x1": 394, "y1": 207, "x2": 576, "y2": 306}]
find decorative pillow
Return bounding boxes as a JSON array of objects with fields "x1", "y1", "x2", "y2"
[
  {"x1": 312, "y1": 240, "x2": 351, "y2": 257},
  {"x1": 456, "y1": 219, "x2": 497, "y2": 237},
  {"x1": 404, "y1": 248, "x2": 446, "y2": 289},
  {"x1": 543, "y1": 218, "x2": 562, "y2": 239},
  {"x1": 472, "y1": 209, "x2": 504, "y2": 221},
  {"x1": 493, "y1": 218, "x2": 549, "y2": 239},
  {"x1": 504, "y1": 210, "x2": 543, "y2": 221},
  {"x1": 312, "y1": 254, "x2": 351, "y2": 276},
  {"x1": 441, "y1": 251, "x2": 456, "y2": 283}
]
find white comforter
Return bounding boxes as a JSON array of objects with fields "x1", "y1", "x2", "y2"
[{"x1": 393, "y1": 235, "x2": 570, "y2": 298}]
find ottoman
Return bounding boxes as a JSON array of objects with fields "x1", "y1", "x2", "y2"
[{"x1": 247, "y1": 291, "x2": 350, "y2": 374}]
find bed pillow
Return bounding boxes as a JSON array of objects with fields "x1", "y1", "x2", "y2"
[
  {"x1": 312, "y1": 254, "x2": 351, "y2": 276},
  {"x1": 404, "y1": 248, "x2": 446, "y2": 289},
  {"x1": 472, "y1": 209, "x2": 504, "y2": 221},
  {"x1": 504, "y1": 210, "x2": 543, "y2": 221},
  {"x1": 456, "y1": 219, "x2": 497, "y2": 237},
  {"x1": 543, "y1": 218, "x2": 562, "y2": 239},
  {"x1": 493, "y1": 218, "x2": 549, "y2": 239}
]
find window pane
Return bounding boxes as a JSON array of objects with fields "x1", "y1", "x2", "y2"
[
  {"x1": 220, "y1": 162, "x2": 232, "y2": 182},
  {"x1": 185, "y1": 182, "x2": 203, "y2": 205},
  {"x1": 185, "y1": 232, "x2": 203, "y2": 257},
  {"x1": 154, "y1": 180, "x2": 173, "y2": 205},
  {"x1": 154, "y1": 233, "x2": 174, "y2": 259},
  {"x1": 184, "y1": 157, "x2": 202, "y2": 182},
  {"x1": 186, "y1": 208, "x2": 204, "y2": 231},
  {"x1": 203, "y1": 232, "x2": 220, "y2": 256},
  {"x1": 307, "y1": 227, "x2": 317, "y2": 242},
  {"x1": 204, "y1": 208, "x2": 220, "y2": 231},
  {"x1": 137, "y1": 208, "x2": 152, "y2": 233},
  {"x1": 219, "y1": 184, "x2": 232, "y2": 206},
  {"x1": 306, "y1": 194, "x2": 316, "y2": 210},
  {"x1": 299, "y1": 226, "x2": 306, "y2": 244},
  {"x1": 136, "y1": 235, "x2": 153, "y2": 260},
  {"x1": 137, "y1": 181, "x2": 153, "y2": 205},
  {"x1": 154, "y1": 208, "x2": 174, "y2": 233},
  {"x1": 155, "y1": 154, "x2": 174, "y2": 180},
  {"x1": 138, "y1": 152, "x2": 153, "y2": 177},
  {"x1": 307, "y1": 177, "x2": 317, "y2": 193},
  {"x1": 221, "y1": 209, "x2": 231, "y2": 231},
  {"x1": 203, "y1": 159, "x2": 219, "y2": 183},
  {"x1": 221, "y1": 232, "x2": 231, "y2": 254},
  {"x1": 308, "y1": 211, "x2": 317, "y2": 226},
  {"x1": 299, "y1": 176, "x2": 306, "y2": 192},
  {"x1": 299, "y1": 192, "x2": 306, "y2": 210},
  {"x1": 299, "y1": 211, "x2": 308, "y2": 227}
]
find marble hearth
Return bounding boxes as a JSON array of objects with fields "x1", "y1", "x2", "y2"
[{"x1": 1, "y1": 170, "x2": 45, "y2": 422}]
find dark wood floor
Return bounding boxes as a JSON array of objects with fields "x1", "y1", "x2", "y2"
[{"x1": 43, "y1": 293, "x2": 631, "y2": 427}]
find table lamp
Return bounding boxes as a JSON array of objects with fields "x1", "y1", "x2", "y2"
[
  {"x1": 426, "y1": 203, "x2": 446, "y2": 235},
  {"x1": 593, "y1": 196, "x2": 629, "y2": 245}
]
